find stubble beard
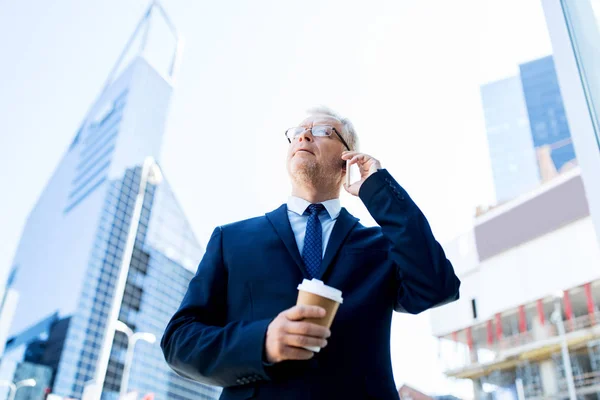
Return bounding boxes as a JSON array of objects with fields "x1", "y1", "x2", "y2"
[{"x1": 290, "y1": 158, "x2": 342, "y2": 192}]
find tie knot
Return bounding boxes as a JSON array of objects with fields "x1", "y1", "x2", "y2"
[{"x1": 306, "y1": 203, "x2": 325, "y2": 216}]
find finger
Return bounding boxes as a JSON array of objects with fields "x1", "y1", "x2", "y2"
[
  {"x1": 285, "y1": 321, "x2": 331, "y2": 338},
  {"x1": 285, "y1": 305, "x2": 326, "y2": 321},
  {"x1": 281, "y1": 345, "x2": 315, "y2": 360},
  {"x1": 283, "y1": 334, "x2": 328, "y2": 349},
  {"x1": 346, "y1": 155, "x2": 363, "y2": 168},
  {"x1": 341, "y1": 151, "x2": 360, "y2": 160},
  {"x1": 349, "y1": 153, "x2": 375, "y2": 166},
  {"x1": 342, "y1": 152, "x2": 369, "y2": 161}
]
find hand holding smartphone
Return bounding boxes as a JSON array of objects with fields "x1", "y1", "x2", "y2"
[{"x1": 342, "y1": 152, "x2": 382, "y2": 196}]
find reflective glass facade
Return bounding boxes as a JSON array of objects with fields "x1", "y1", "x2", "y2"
[
  {"x1": 481, "y1": 76, "x2": 540, "y2": 203},
  {"x1": 481, "y1": 55, "x2": 578, "y2": 204},
  {"x1": 561, "y1": 0, "x2": 600, "y2": 149},
  {"x1": 555, "y1": 0, "x2": 600, "y2": 246},
  {"x1": 520, "y1": 55, "x2": 577, "y2": 172},
  {"x1": 53, "y1": 166, "x2": 218, "y2": 399},
  {"x1": 13, "y1": 362, "x2": 53, "y2": 400}
]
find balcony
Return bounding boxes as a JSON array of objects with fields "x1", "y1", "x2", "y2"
[{"x1": 439, "y1": 312, "x2": 600, "y2": 380}]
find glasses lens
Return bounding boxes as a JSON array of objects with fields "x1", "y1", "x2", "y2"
[
  {"x1": 311, "y1": 126, "x2": 332, "y2": 137},
  {"x1": 286, "y1": 127, "x2": 305, "y2": 140}
]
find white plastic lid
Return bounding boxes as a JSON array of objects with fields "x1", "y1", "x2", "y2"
[{"x1": 297, "y1": 279, "x2": 343, "y2": 303}]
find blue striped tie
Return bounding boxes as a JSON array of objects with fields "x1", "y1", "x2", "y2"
[{"x1": 302, "y1": 204, "x2": 325, "y2": 278}]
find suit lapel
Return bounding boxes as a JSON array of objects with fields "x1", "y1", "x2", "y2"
[
  {"x1": 265, "y1": 204, "x2": 359, "y2": 280},
  {"x1": 317, "y1": 208, "x2": 359, "y2": 280},
  {"x1": 265, "y1": 204, "x2": 308, "y2": 277}
]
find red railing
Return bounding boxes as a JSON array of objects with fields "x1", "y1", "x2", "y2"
[
  {"x1": 566, "y1": 312, "x2": 599, "y2": 332},
  {"x1": 443, "y1": 312, "x2": 600, "y2": 373}
]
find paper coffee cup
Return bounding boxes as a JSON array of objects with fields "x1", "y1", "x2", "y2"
[{"x1": 296, "y1": 279, "x2": 343, "y2": 352}]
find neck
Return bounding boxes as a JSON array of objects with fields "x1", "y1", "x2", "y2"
[{"x1": 291, "y1": 183, "x2": 340, "y2": 204}]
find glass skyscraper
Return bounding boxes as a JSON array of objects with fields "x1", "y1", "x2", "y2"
[
  {"x1": 2, "y1": 5, "x2": 219, "y2": 400},
  {"x1": 520, "y1": 55, "x2": 577, "y2": 173},
  {"x1": 481, "y1": 55, "x2": 577, "y2": 204},
  {"x1": 481, "y1": 76, "x2": 540, "y2": 204}
]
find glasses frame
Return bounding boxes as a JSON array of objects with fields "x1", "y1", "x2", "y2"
[{"x1": 285, "y1": 125, "x2": 350, "y2": 151}]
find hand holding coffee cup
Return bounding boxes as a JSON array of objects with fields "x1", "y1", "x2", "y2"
[
  {"x1": 264, "y1": 305, "x2": 332, "y2": 363},
  {"x1": 296, "y1": 279, "x2": 343, "y2": 352},
  {"x1": 264, "y1": 280, "x2": 343, "y2": 362}
]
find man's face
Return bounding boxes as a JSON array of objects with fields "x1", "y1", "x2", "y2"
[{"x1": 286, "y1": 114, "x2": 347, "y2": 185}]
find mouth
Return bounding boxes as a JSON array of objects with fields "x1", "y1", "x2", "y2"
[{"x1": 295, "y1": 149, "x2": 315, "y2": 156}]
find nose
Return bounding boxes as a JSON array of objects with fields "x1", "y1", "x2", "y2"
[{"x1": 297, "y1": 130, "x2": 314, "y2": 144}]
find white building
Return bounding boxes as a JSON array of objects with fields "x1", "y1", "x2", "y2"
[{"x1": 432, "y1": 168, "x2": 600, "y2": 398}]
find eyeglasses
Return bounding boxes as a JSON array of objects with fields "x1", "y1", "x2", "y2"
[{"x1": 285, "y1": 125, "x2": 350, "y2": 151}]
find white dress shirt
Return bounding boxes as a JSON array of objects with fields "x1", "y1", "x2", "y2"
[{"x1": 286, "y1": 196, "x2": 341, "y2": 258}]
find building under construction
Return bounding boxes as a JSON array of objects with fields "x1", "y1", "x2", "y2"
[{"x1": 431, "y1": 168, "x2": 600, "y2": 399}]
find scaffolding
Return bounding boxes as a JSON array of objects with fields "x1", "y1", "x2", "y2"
[{"x1": 517, "y1": 361, "x2": 543, "y2": 398}]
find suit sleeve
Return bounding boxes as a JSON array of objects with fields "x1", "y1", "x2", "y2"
[
  {"x1": 358, "y1": 169, "x2": 461, "y2": 314},
  {"x1": 161, "y1": 226, "x2": 272, "y2": 387}
]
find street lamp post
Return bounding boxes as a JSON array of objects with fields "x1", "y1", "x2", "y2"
[
  {"x1": 551, "y1": 297, "x2": 577, "y2": 400},
  {"x1": 115, "y1": 320, "x2": 156, "y2": 399},
  {"x1": 515, "y1": 378, "x2": 525, "y2": 400},
  {"x1": 0, "y1": 379, "x2": 36, "y2": 400}
]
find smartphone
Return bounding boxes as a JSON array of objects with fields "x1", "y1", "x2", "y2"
[{"x1": 346, "y1": 159, "x2": 359, "y2": 187}]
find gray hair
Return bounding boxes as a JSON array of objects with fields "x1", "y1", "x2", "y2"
[{"x1": 306, "y1": 106, "x2": 359, "y2": 151}]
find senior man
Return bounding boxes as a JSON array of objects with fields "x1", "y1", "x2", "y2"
[{"x1": 161, "y1": 107, "x2": 460, "y2": 399}]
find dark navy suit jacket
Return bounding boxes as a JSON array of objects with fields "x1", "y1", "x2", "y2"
[{"x1": 161, "y1": 169, "x2": 460, "y2": 399}]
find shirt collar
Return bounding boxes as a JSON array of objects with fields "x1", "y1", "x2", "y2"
[{"x1": 287, "y1": 196, "x2": 341, "y2": 220}]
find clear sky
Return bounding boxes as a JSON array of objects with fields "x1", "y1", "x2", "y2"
[{"x1": 0, "y1": 0, "x2": 553, "y2": 396}]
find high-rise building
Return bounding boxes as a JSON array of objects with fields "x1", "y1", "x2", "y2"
[
  {"x1": 0, "y1": 314, "x2": 61, "y2": 400},
  {"x1": 481, "y1": 55, "x2": 578, "y2": 204},
  {"x1": 480, "y1": 77, "x2": 540, "y2": 203},
  {"x1": 520, "y1": 55, "x2": 577, "y2": 177},
  {"x1": 2, "y1": 4, "x2": 219, "y2": 400}
]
